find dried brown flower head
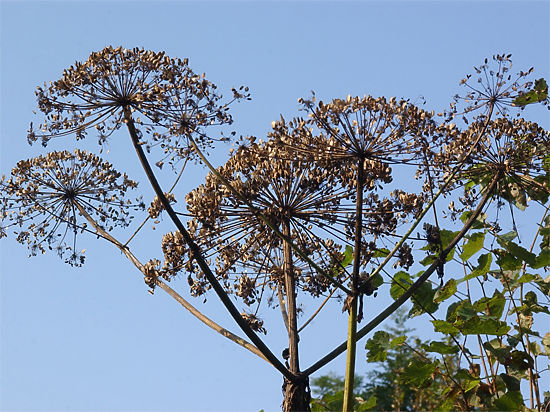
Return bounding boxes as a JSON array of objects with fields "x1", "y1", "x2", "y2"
[
  {"x1": 27, "y1": 46, "x2": 248, "y2": 165},
  {"x1": 450, "y1": 54, "x2": 541, "y2": 119},
  {"x1": 1, "y1": 150, "x2": 141, "y2": 265},
  {"x1": 443, "y1": 118, "x2": 549, "y2": 210},
  {"x1": 183, "y1": 138, "x2": 351, "y2": 307},
  {"x1": 273, "y1": 94, "x2": 438, "y2": 167},
  {"x1": 148, "y1": 192, "x2": 177, "y2": 219}
]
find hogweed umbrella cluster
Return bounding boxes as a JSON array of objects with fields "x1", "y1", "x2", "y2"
[
  {"x1": 1, "y1": 150, "x2": 142, "y2": 265},
  {"x1": 438, "y1": 118, "x2": 550, "y2": 216},
  {"x1": 184, "y1": 138, "x2": 351, "y2": 308},
  {"x1": 28, "y1": 46, "x2": 249, "y2": 166},
  {"x1": 449, "y1": 53, "x2": 546, "y2": 120}
]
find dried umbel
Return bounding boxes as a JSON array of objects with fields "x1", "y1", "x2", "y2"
[
  {"x1": 0, "y1": 150, "x2": 141, "y2": 265},
  {"x1": 273, "y1": 94, "x2": 439, "y2": 168},
  {"x1": 240, "y1": 312, "x2": 267, "y2": 334},
  {"x1": 28, "y1": 46, "x2": 248, "y2": 164},
  {"x1": 450, "y1": 54, "x2": 544, "y2": 119},
  {"x1": 271, "y1": 96, "x2": 433, "y2": 267},
  {"x1": 184, "y1": 138, "x2": 351, "y2": 308},
  {"x1": 441, "y1": 118, "x2": 549, "y2": 209},
  {"x1": 148, "y1": 192, "x2": 176, "y2": 219}
]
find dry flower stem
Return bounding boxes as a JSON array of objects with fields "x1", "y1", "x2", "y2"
[
  {"x1": 123, "y1": 108, "x2": 292, "y2": 380},
  {"x1": 73, "y1": 201, "x2": 268, "y2": 361},
  {"x1": 283, "y1": 219, "x2": 300, "y2": 374}
]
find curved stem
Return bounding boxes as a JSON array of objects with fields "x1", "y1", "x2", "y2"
[
  {"x1": 122, "y1": 108, "x2": 292, "y2": 380},
  {"x1": 72, "y1": 201, "x2": 268, "y2": 362},
  {"x1": 303, "y1": 171, "x2": 501, "y2": 376}
]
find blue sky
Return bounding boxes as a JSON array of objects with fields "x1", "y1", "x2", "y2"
[{"x1": 1, "y1": 1, "x2": 549, "y2": 411}]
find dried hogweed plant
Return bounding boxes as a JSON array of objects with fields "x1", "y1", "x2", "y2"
[
  {"x1": 269, "y1": 94, "x2": 443, "y2": 409},
  {"x1": 0, "y1": 150, "x2": 142, "y2": 265},
  {"x1": 3, "y1": 47, "x2": 549, "y2": 412}
]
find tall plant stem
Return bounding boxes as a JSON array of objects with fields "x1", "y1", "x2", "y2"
[
  {"x1": 342, "y1": 159, "x2": 365, "y2": 412},
  {"x1": 72, "y1": 202, "x2": 268, "y2": 362},
  {"x1": 122, "y1": 108, "x2": 292, "y2": 380},
  {"x1": 283, "y1": 219, "x2": 300, "y2": 374},
  {"x1": 303, "y1": 171, "x2": 501, "y2": 376}
]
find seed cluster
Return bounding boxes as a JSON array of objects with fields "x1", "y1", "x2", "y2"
[
  {"x1": 28, "y1": 46, "x2": 249, "y2": 166},
  {"x1": 1, "y1": 150, "x2": 141, "y2": 265}
]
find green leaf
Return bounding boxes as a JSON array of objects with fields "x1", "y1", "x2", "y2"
[
  {"x1": 432, "y1": 320, "x2": 459, "y2": 334},
  {"x1": 513, "y1": 78, "x2": 548, "y2": 106},
  {"x1": 434, "y1": 278, "x2": 457, "y2": 303},
  {"x1": 458, "y1": 316, "x2": 510, "y2": 335},
  {"x1": 517, "y1": 273, "x2": 536, "y2": 283},
  {"x1": 463, "y1": 378, "x2": 480, "y2": 393},
  {"x1": 409, "y1": 281, "x2": 438, "y2": 317},
  {"x1": 460, "y1": 211, "x2": 488, "y2": 229},
  {"x1": 473, "y1": 290, "x2": 505, "y2": 319},
  {"x1": 390, "y1": 271, "x2": 412, "y2": 300},
  {"x1": 342, "y1": 245, "x2": 354, "y2": 267},
  {"x1": 455, "y1": 300, "x2": 477, "y2": 321},
  {"x1": 494, "y1": 250, "x2": 522, "y2": 271},
  {"x1": 446, "y1": 301, "x2": 460, "y2": 322},
  {"x1": 499, "y1": 373, "x2": 520, "y2": 392},
  {"x1": 492, "y1": 391, "x2": 524, "y2": 411},
  {"x1": 425, "y1": 340, "x2": 459, "y2": 354},
  {"x1": 499, "y1": 231, "x2": 518, "y2": 242},
  {"x1": 497, "y1": 237, "x2": 537, "y2": 266},
  {"x1": 365, "y1": 331, "x2": 391, "y2": 362},
  {"x1": 390, "y1": 335, "x2": 406, "y2": 348},
  {"x1": 533, "y1": 249, "x2": 550, "y2": 269},
  {"x1": 483, "y1": 341, "x2": 511, "y2": 364},
  {"x1": 372, "y1": 248, "x2": 390, "y2": 258},
  {"x1": 357, "y1": 395, "x2": 376, "y2": 411},
  {"x1": 401, "y1": 359, "x2": 438, "y2": 386},
  {"x1": 330, "y1": 245, "x2": 354, "y2": 276},
  {"x1": 420, "y1": 254, "x2": 437, "y2": 266},
  {"x1": 371, "y1": 272, "x2": 384, "y2": 289},
  {"x1": 464, "y1": 253, "x2": 492, "y2": 281},
  {"x1": 440, "y1": 229, "x2": 458, "y2": 249},
  {"x1": 460, "y1": 232, "x2": 485, "y2": 261}
]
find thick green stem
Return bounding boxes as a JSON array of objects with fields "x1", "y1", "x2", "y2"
[
  {"x1": 343, "y1": 159, "x2": 365, "y2": 412},
  {"x1": 303, "y1": 171, "x2": 501, "y2": 376},
  {"x1": 122, "y1": 108, "x2": 292, "y2": 380},
  {"x1": 342, "y1": 298, "x2": 357, "y2": 412}
]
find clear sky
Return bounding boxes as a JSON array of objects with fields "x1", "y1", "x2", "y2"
[{"x1": 1, "y1": 1, "x2": 549, "y2": 411}]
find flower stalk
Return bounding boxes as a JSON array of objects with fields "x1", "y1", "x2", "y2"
[{"x1": 122, "y1": 107, "x2": 292, "y2": 380}]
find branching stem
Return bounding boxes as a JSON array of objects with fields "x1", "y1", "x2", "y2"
[{"x1": 122, "y1": 108, "x2": 292, "y2": 380}]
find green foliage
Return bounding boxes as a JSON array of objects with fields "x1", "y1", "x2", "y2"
[
  {"x1": 434, "y1": 278, "x2": 457, "y2": 303},
  {"x1": 460, "y1": 231, "x2": 486, "y2": 261},
  {"x1": 513, "y1": 78, "x2": 548, "y2": 106}
]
